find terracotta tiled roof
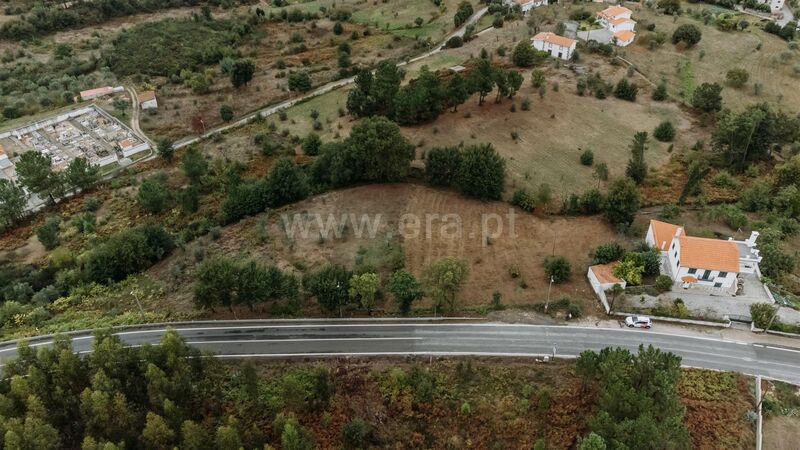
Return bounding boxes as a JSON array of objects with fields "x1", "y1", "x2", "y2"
[
  {"x1": 139, "y1": 91, "x2": 156, "y2": 102},
  {"x1": 80, "y1": 86, "x2": 114, "y2": 98},
  {"x1": 609, "y1": 17, "x2": 635, "y2": 26},
  {"x1": 532, "y1": 32, "x2": 576, "y2": 48},
  {"x1": 650, "y1": 219, "x2": 681, "y2": 251},
  {"x1": 678, "y1": 236, "x2": 740, "y2": 273},
  {"x1": 598, "y1": 6, "x2": 632, "y2": 20},
  {"x1": 590, "y1": 262, "x2": 624, "y2": 284},
  {"x1": 614, "y1": 30, "x2": 636, "y2": 42},
  {"x1": 681, "y1": 275, "x2": 698, "y2": 283}
]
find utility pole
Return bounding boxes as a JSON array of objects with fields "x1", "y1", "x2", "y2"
[
  {"x1": 545, "y1": 276, "x2": 554, "y2": 313},
  {"x1": 130, "y1": 290, "x2": 145, "y2": 319},
  {"x1": 761, "y1": 305, "x2": 780, "y2": 334}
]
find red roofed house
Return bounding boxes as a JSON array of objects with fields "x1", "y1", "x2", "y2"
[
  {"x1": 79, "y1": 86, "x2": 124, "y2": 101},
  {"x1": 587, "y1": 262, "x2": 627, "y2": 313},
  {"x1": 139, "y1": 91, "x2": 158, "y2": 110},
  {"x1": 596, "y1": 6, "x2": 637, "y2": 47},
  {"x1": 531, "y1": 32, "x2": 576, "y2": 60},
  {"x1": 646, "y1": 220, "x2": 762, "y2": 292}
]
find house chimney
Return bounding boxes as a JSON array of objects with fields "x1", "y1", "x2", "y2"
[{"x1": 745, "y1": 231, "x2": 759, "y2": 248}]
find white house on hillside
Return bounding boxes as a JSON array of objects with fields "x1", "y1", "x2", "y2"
[
  {"x1": 646, "y1": 220, "x2": 763, "y2": 293},
  {"x1": 531, "y1": 32, "x2": 576, "y2": 60},
  {"x1": 596, "y1": 6, "x2": 637, "y2": 47},
  {"x1": 511, "y1": 0, "x2": 547, "y2": 14}
]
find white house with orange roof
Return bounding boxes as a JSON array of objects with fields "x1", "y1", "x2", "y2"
[
  {"x1": 531, "y1": 32, "x2": 577, "y2": 60},
  {"x1": 596, "y1": 5, "x2": 637, "y2": 47},
  {"x1": 646, "y1": 220, "x2": 762, "y2": 292}
]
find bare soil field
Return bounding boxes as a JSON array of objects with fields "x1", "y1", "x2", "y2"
[
  {"x1": 764, "y1": 416, "x2": 800, "y2": 450},
  {"x1": 152, "y1": 183, "x2": 617, "y2": 318}
]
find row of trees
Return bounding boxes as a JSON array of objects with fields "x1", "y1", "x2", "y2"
[
  {"x1": 194, "y1": 255, "x2": 299, "y2": 311},
  {"x1": 304, "y1": 257, "x2": 468, "y2": 316},
  {"x1": 0, "y1": 153, "x2": 101, "y2": 231},
  {"x1": 346, "y1": 59, "x2": 525, "y2": 125}
]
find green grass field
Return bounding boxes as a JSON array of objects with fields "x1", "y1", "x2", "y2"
[{"x1": 266, "y1": 0, "x2": 464, "y2": 41}]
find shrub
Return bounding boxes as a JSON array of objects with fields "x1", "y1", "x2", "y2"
[
  {"x1": 614, "y1": 78, "x2": 638, "y2": 101},
  {"x1": 341, "y1": 418, "x2": 368, "y2": 449},
  {"x1": 592, "y1": 242, "x2": 626, "y2": 264},
  {"x1": 446, "y1": 35, "x2": 463, "y2": 48},
  {"x1": 544, "y1": 255, "x2": 571, "y2": 283},
  {"x1": 220, "y1": 104, "x2": 234, "y2": 121},
  {"x1": 711, "y1": 171, "x2": 738, "y2": 189},
  {"x1": 655, "y1": 275, "x2": 673, "y2": 292},
  {"x1": 425, "y1": 146, "x2": 462, "y2": 186},
  {"x1": 672, "y1": 24, "x2": 702, "y2": 47},
  {"x1": 660, "y1": 203, "x2": 681, "y2": 220},
  {"x1": 35, "y1": 216, "x2": 60, "y2": 250},
  {"x1": 653, "y1": 121, "x2": 676, "y2": 142},
  {"x1": 302, "y1": 132, "x2": 322, "y2": 156},
  {"x1": 750, "y1": 303, "x2": 777, "y2": 329},
  {"x1": 652, "y1": 82, "x2": 668, "y2": 101},
  {"x1": 580, "y1": 149, "x2": 594, "y2": 166},
  {"x1": 511, "y1": 188, "x2": 536, "y2": 212},
  {"x1": 726, "y1": 68, "x2": 749, "y2": 88}
]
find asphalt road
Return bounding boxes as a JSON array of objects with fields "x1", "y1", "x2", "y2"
[{"x1": 2, "y1": 320, "x2": 799, "y2": 384}]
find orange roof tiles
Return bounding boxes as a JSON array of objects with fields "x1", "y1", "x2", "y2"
[
  {"x1": 590, "y1": 262, "x2": 624, "y2": 284},
  {"x1": 650, "y1": 219, "x2": 681, "y2": 250},
  {"x1": 677, "y1": 236, "x2": 740, "y2": 273},
  {"x1": 80, "y1": 86, "x2": 114, "y2": 98},
  {"x1": 614, "y1": 30, "x2": 636, "y2": 42},
  {"x1": 609, "y1": 17, "x2": 635, "y2": 25},
  {"x1": 681, "y1": 275, "x2": 698, "y2": 283},
  {"x1": 598, "y1": 6, "x2": 632, "y2": 20},
  {"x1": 532, "y1": 32, "x2": 576, "y2": 48},
  {"x1": 139, "y1": 91, "x2": 156, "y2": 102}
]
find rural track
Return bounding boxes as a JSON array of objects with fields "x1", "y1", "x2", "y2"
[
  {"x1": 169, "y1": 6, "x2": 491, "y2": 150},
  {"x1": 2, "y1": 319, "x2": 800, "y2": 384}
]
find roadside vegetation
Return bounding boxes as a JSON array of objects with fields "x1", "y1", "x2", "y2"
[{"x1": 0, "y1": 331, "x2": 756, "y2": 449}]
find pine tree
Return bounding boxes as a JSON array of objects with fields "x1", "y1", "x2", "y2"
[{"x1": 625, "y1": 132, "x2": 648, "y2": 184}]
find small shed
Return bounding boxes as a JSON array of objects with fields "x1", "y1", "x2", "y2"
[
  {"x1": 139, "y1": 91, "x2": 158, "y2": 110},
  {"x1": 587, "y1": 262, "x2": 627, "y2": 313}
]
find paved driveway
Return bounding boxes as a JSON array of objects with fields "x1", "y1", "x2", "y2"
[
  {"x1": 624, "y1": 274, "x2": 774, "y2": 322},
  {"x1": 576, "y1": 28, "x2": 613, "y2": 44}
]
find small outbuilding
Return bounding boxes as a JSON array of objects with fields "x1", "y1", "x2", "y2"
[
  {"x1": 139, "y1": 91, "x2": 158, "y2": 110},
  {"x1": 587, "y1": 262, "x2": 627, "y2": 313}
]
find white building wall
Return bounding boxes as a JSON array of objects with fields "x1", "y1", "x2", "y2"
[
  {"x1": 675, "y1": 266, "x2": 737, "y2": 289},
  {"x1": 141, "y1": 99, "x2": 158, "y2": 110},
  {"x1": 610, "y1": 21, "x2": 636, "y2": 32},
  {"x1": 532, "y1": 40, "x2": 575, "y2": 60}
]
